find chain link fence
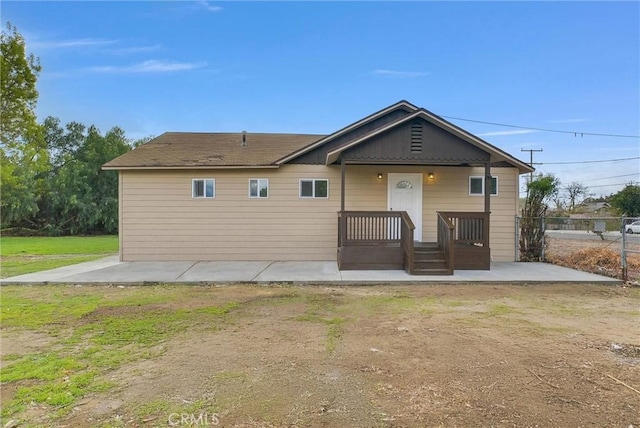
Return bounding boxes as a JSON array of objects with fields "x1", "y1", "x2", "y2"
[{"x1": 516, "y1": 216, "x2": 640, "y2": 282}]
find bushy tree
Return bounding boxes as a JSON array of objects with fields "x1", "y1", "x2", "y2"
[
  {"x1": 610, "y1": 184, "x2": 640, "y2": 217},
  {"x1": 0, "y1": 22, "x2": 41, "y2": 145},
  {"x1": 520, "y1": 174, "x2": 560, "y2": 261},
  {"x1": 42, "y1": 119, "x2": 130, "y2": 234},
  {"x1": 0, "y1": 22, "x2": 48, "y2": 230},
  {"x1": 0, "y1": 23, "x2": 135, "y2": 235}
]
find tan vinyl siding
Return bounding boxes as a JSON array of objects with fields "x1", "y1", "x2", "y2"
[
  {"x1": 120, "y1": 164, "x2": 520, "y2": 262},
  {"x1": 121, "y1": 165, "x2": 341, "y2": 261}
]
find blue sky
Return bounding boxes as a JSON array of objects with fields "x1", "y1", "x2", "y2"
[{"x1": 4, "y1": 1, "x2": 639, "y2": 197}]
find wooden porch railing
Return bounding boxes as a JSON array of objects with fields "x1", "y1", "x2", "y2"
[
  {"x1": 338, "y1": 211, "x2": 414, "y2": 271},
  {"x1": 438, "y1": 211, "x2": 490, "y2": 247},
  {"x1": 437, "y1": 212, "x2": 455, "y2": 274},
  {"x1": 337, "y1": 210, "x2": 489, "y2": 272},
  {"x1": 400, "y1": 211, "x2": 415, "y2": 274},
  {"x1": 437, "y1": 211, "x2": 490, "y2": 270}
]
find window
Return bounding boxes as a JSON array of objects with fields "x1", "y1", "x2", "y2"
[
  {"x1": 192, "y1": 179, "x2": 215, "y2": 198},
  {"x1": 396, "y1": 180, "x2": 413, "y2": 189},
  {"x1": 249, "y1": 179, "x2": 269, "y2": 198},
  {"x1": 300, "y1": 179, "x2": 328, "y2": 198},
  {"x1": 469, "y1": 176, "x2": 498, "y2": 196}
]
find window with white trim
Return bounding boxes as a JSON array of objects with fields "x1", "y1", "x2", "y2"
[
  {"x1": 469, "y1": 176, "x2": 498, "y2": 196},
  {"x1": 192, "y1": 179, "x2": 215, "y2": 198},
  {"x1": 249, "y1": 178, "x2": 269, "y2": 198},
  {"x1": 300, "y1": 179, "x2": 328, "y2": 198}
]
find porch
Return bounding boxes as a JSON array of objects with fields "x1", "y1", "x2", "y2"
[{"x1": 337, "y1": 210, "x2": 491, "y2": 275}]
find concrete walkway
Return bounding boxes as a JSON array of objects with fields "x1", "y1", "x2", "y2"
[{"x1": 1, "y1": 255, "x2": 621, "y2": 284}]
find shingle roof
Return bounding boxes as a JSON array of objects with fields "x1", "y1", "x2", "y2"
[{"x1": 103, "y1": 132, "x2": 325, "y2": 169}]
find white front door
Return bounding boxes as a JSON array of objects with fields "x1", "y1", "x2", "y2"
[{"x1": 388, "y1": 173, "x2": 423, "y2": 241}]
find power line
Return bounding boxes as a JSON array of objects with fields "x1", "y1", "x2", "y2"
[
  {"x1": 587, "y1": 182, "x2": 638, "y2": 189},
  {"x1": 519, "y1": 180, "x2": 638, "y2": 193},
  {"x1": 535, "y1": 156, "x2": 640, "y2": 165},
  {"x1": 441, "y1": 115, "x2": 640, "y2": 139},
  {"x1": 590, "y1": 173, "x2": 640, "y2": 181}
]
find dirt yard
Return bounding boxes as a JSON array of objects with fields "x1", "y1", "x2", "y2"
[
  {"x1": 545, "y1": 235, "x2": 640, "y2": 282},
  {"x1": 1, "y1": 283, "x2": 639, "y2": 427}
]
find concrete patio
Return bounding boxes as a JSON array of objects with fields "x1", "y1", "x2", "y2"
[{"x1": 1, "y1": 255, "x2": 621, "y2": 285}]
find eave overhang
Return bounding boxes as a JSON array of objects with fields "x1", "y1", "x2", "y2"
[
  {"x1": 325, "y1": 109, "x2": 535, "y2": 174},
  {"x1": 101, "y1": 165, "x2": 281, "y2": 171}
]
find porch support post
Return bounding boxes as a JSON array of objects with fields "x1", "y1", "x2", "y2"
[
  {"x1": 484, "y1": 161, "x2": 491, "y2": 252},
  {"x1": 340, "y1": 157, "x2": 346, "y2": 212},
  {"x1": 484, "y1": 161, "x2": 491, "y2": 214}
]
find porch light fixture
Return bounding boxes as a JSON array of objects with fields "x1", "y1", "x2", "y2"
[
  {"x1": 377, "y1": 173, "x2": 383, "y2": 180},
  {"x1": 428, "y1": 172, "x2": 435, "y2": 180}
]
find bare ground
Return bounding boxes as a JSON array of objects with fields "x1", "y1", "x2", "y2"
[
  {"x1": 545, "y1": 236, "x2": 640, "y2": 282},
  {"x1": 2, "y1": 283, "x2": 639, "y2": 427}
]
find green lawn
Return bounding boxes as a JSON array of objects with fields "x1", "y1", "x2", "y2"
[{"x1": 0, "y1": 236, "x2": 118, "y2": 278}]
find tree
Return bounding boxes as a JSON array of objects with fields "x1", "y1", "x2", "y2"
[
  {"x1": 519, "y1": 174, "x2": 560, "y2": 261},
  {"x1": 43, "y1": 121, "x2": 131, "y2": 234},
  {"x1": 1, "y1": 22, "x2": 41, "y2": 146},
  {"x1": 0, "y1": 23, "x2": 47, "y2": 231},
  {"x1": 610, "y1": 183, "x2": 640, "y2": 217},
  {"x1": 0, "y1": 124, "x2": 49, "y2": 229},
  {"x1": 564, "y1": 181, "x2": 589, "y2": 212}
]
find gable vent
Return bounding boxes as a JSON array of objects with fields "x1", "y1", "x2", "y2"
[{"x1": 410, "y1": 122, "x2": 422, "y2": 153}]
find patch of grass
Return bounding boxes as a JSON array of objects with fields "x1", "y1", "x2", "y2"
[
  {"x1": 293, "y1": 295, "x2": 348, "y2": 352},
  {"x1": 442, "y1": 299, "x2": 466, "y2": 307},
  {"x1": 495, "y1": 317, "x2": 571, "y2": 337},
  {"x1": 134, "y1": 399, "x2": 172, "y2": 419},
  {"x1": 0, "y1": 289, "x2": 105, "y2": 329},
  {"x1": 132, "y1": 398, "x2": 218, "y2": 426},
  {"x1": 0, "y1": 236, "x2": 118, "y2": 256},
  {"x1": 486, "y1": 303, "x2": 518, "y2": 317},
  {"x1": 326, "y1": 318, "x2": 346, "y2": 353},
  {"x1": 0, "y1": 286, "x2": 240, "y2": 423},
  {"x1": 195, "y1": 302, "x2": 240, "y2": 316},
  {"x1": 361, "y1": 293, "x2": 419, "y2": 313},
  {"x1": 1, "y1": 352, "x2": 84, "y2": 382},
  {"x1": 0, "y1": 285, "x2": 194, "y2": 330},
  {"x1": 1, "y1": 255, "x2": 112, "y2": 278},
  {"x1": 549, "y1": 303, "x2": 594, "y2": 316},
  {"x1": 254, "y1": 292, "x2": 302, "y2": 305},
  {"x1": 0, "y1": 235, "x2": 118, "y2": 278}
]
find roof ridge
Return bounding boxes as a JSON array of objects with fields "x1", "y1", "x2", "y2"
[{"x1": 275, "y1": 100, "x2": 418, "y2": 164}]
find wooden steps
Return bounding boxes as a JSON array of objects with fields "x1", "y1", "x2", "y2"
[{"x1": 411, "y1": 242, "x2": 452, "y2": 275}]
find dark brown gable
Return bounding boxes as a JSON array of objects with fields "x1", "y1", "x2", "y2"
[
  {"x1": 288, "y1": 108, "x2": 413, "y2": 164},
  {"x1": 340, "y1": 118, "x2": 489, "y2": 164}
]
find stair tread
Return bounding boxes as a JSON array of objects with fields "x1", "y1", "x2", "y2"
[{"x1": 413, "y1": 269, "x2": 452, "y2": 275}]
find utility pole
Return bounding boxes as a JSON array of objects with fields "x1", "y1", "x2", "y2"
[{"x1": 521, "y1": 148, "x2": 543, "y2": 183}]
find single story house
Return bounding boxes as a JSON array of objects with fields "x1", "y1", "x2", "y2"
[{"x1": 103, "y1": 100, "x2": 534, "y2": 275}]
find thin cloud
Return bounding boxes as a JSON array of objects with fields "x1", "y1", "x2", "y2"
[
  {"x1": 198, "y1": 1, "x2": 223, "y2": 12},
  {"x1": 88, "y1": 60, "x2": 207, "y2": 74},
  {"x1": 109, "y1": 44, "x2": 162, "y2": 55},
  {"x1": 372, "y1": 69, "x2": 429, "y2": 78},
  {"x1": 31, "y1": 38, "x2": 118, "y2": 49},
  {"x1": 477, "y1": 129, "x2": 536, "y2": 137}
]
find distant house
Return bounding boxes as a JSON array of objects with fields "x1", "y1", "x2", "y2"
[
  {"x1": 103, "y1": 101, "x2": 533, "y2": 275},
  {"x1": 579, "y1": 201, "x2": 612, "y2": 216}
]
